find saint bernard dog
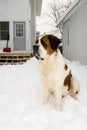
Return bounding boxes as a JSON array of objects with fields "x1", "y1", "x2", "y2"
[{"x1": 33, "y1": 34, "x2": 80, "y2": 111}]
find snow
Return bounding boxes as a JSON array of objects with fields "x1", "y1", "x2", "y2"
[{"x1": 0, "y1": 57, "x2": 87, "y2": 130}]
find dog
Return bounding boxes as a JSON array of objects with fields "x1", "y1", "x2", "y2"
[{"x1": 33, "y1": 34, "x2": 80, "y2": 111}]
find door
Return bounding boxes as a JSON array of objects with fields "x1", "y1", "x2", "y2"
[{"x1": 13, "y1": 22, "x2": 26, "y2": 50}]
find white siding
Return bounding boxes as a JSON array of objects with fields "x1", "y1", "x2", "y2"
[
  {"x1": 63, "y1": 1, "x2": 87, "y2": 64},
  {"x1": 0, "y1": 0, "x2": 30, "y2": 21},
  {"x1": 63, "y1": 21, "x2": 70, "y2": 59},
  {"x1": 0, "y1": 0, "x2": 31, "y2": 51}
]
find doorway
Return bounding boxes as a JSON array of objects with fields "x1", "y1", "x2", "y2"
[{"x1": 13, "y1": 22, "x2": 26, "y2": 50}]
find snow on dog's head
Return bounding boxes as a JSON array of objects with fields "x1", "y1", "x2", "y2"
[{"x1": 33, "y1": 34, "x2": 61, "y2": 60}]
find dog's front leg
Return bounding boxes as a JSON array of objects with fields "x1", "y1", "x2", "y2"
[
  {"x1": 43, "y1": 87, "x2": 50, "y2": 104},
  {"x1": 54, "y1": 86, "x2": 62, "y2": 111}
]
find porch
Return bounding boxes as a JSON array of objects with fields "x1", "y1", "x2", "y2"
[{"x1": 0, "y1": 51, "x2": 33, "y2": 65}]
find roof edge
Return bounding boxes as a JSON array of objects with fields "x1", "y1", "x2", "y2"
[{"x1": 57, "y1": 0, "x2": 80, "y2": 27}]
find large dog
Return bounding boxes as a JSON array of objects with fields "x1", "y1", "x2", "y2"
[{"x1": 33, "y1": 34, "x2": 80, "y2": 111}]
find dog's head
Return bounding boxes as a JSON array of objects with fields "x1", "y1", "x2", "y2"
[{"x1": 33, "y1": 34, "x2": 61, "y2": 60}]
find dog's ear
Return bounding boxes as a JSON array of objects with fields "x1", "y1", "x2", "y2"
[{"x1": 48, "y1": 35, "x2": 61, "y2": 51}]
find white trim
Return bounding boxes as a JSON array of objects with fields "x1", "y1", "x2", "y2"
[{"x1": 57, "y1": 0, "x2": 81, "y2": 27}]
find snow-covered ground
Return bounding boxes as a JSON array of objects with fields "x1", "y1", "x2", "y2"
[{"x1": 0, "y1": 57, "x2": 87, "y2": 130}]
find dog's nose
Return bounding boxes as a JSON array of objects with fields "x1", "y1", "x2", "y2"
[{"x1": 33, "y1": 44, "x2": 39, "y2": 54}]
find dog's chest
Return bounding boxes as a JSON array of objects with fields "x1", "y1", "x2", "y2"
[
  {"x1": 39, "y1": 60, "x2": 55, "y2": 76},
  {"x1": 39, "y1": 59, "x2": 64, "y2": 82}
]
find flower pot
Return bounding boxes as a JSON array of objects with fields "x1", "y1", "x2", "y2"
[{"x1": 3, "y1": 48, "x2": 11, "y2": 52}]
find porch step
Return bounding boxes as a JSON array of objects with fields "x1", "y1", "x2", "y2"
[{"x1": 0, "y1": 52, "x2": 33, "y2": 65}]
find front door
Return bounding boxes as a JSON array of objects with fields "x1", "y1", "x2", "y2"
[{"x1": 13, "y1": 22, "x2": 26, "y2": 50}]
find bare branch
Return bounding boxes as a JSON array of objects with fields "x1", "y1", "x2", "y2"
[{"x1": 41, "y1": 0, "x2": 73, "y2": 37}]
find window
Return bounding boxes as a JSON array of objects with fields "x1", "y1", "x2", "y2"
[
  {"x1": 0, "y1": 22, "x2": 9, "y2": 40},
  {"x1": 16, "y1": 23, "x2": 24, "y2": 37}
]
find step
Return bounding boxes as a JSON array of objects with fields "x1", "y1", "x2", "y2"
[{"x1": 0, "y1": 52, "x2": 33, "y2": 65}]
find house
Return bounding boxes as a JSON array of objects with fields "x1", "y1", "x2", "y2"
[
  {"x1": 0, "y1": 0, "x2": 42, "y2": 52},
  {"x1": 57, "y1": 0, "x2": 87, "y2": 64}
]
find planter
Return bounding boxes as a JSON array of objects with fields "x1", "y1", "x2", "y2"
[{"x1": 3, "y1": 48, "x2": 11, "y2": 52}]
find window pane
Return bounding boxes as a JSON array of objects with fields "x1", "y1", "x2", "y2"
[
  {"x1": 16, "y1": 23, "x2": 24, "y2": 37},
  {"x1": 1, "y1": 32, "x2": 9, "y2": 40},
  {"x1": 1, "y1": 22, "x2": 9, "y2": 31}
]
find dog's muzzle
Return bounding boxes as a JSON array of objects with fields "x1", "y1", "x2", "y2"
[
  {"x1": 33, "y1": 44, "x2": 39, "y2": 55},
  {"x1": 33, "y1": 44, "x2": 44, "y2": 60},
  {"x1": 33, "y1": 44, "x2": 40, "y2": 60}
]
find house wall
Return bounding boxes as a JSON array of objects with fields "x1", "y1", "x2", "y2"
[
  {"x1": 0, "y1": 0, "x2": 31, "y2": 52},
  {"x1": 63, "y1": 1, "x2": 87, "y2": 64}
]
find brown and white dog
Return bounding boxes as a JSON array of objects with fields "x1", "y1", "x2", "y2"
[{"x1": 33, "y1": 34, "x2": 80, "y2": 111}]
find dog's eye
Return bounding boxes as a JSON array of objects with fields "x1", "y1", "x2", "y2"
[{"x1": 41, "y1": 40, "x2": 47, "y2": 49}]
